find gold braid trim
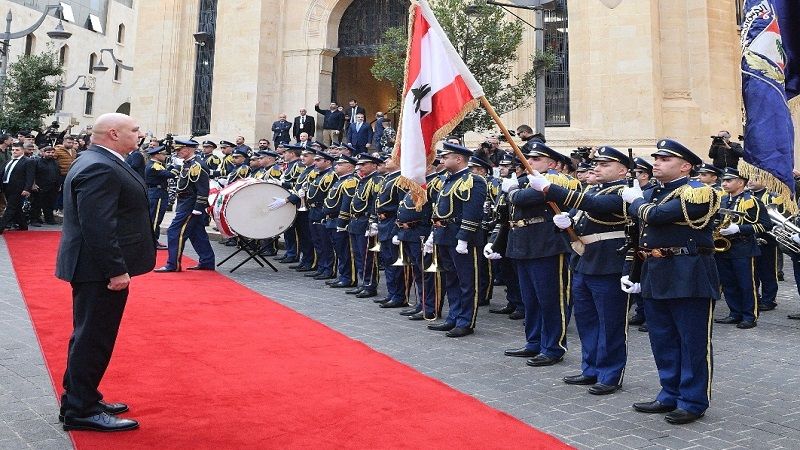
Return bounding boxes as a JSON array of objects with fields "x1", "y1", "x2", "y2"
[
  {"x1": 546, "y1": 173, "x2": 579, "y2": 189},
  {"x1": 738, "y1": 160, "x2": 798, "y2": 214},
  {"x1": 680, "y1": 184, "x2": 714, "y2": 204},
  {"x1": 679, "y1": 187, "x2": 722, "y2": 230}
]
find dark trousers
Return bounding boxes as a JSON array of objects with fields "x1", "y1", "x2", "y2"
[
  {"x1": 716, "y1": 256, "x2": 758, "y2": 322},
  {"x1": 438, "y1": 244, "x2": 478, "y2": 329},
  {"x1": 644, "y1": 296, "x2": 713, "y2": 415},
  {"x1": 310, "y1": 220, "x2": 334, "y2": 275},
  {"x1": 0, "y1": 189, "x2": 26, "y2": 229},
  {"x1": 61, "y1": 281, "x2": 128, "y2": 417},
  {"x1": 755, "y1": 243, "x2": 779, "y2": 307},
  {"x1": 380, "y1": 239, "x2": 407, "y2": 302},
  {"x1": 793, "y1": 256, "x2": 800, "y2": 297},
  {"x1": 499, "y1": 257, "x2": 522, "y2": 312},
  {"x1": 404, "y1": 240, "x2": 439, "y2": 318},
  {"x1": 148, "y1": 188, "x2": 168, "y2": 245},
  {"x1": 55, "y1": 174, "x2": 66, "y2": 210},
  {"x1": 477, "y1": 249, "x2": 493, "y2": 305},
  {"x1": 165, "y1": 199, "x2": 215, "y2": 270},
  {"x1": 572, "y1": 272, "x2": 629, "y2": 385},
  {"x1": 331, "y1": 228, "x2": 355, "y2": 285},
  {"x1": 350, "y1": 232, "x2": 379, "y2": 290},
  {"x1": 515, "y1": 254, "x2": 569, "y2": 358},
  {"x1": 30, "y1": 188, "x2": 58, "y2": 223},
  {"x1": 296, "y1": 211, "x2": 315, "y2": 269},
  {"x1": 283, "y1": 225, "x2": 298, "y2": 259}
]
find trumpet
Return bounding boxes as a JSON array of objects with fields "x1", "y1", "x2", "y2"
[
  {"x1": 766, "y1": 204, "x2": 800, "y2": 257},
  {"x1": 392, "y1": 241, "x2": 411, "y2": 266},
  {"x1": 713, "y1": 208, "x2": 746, "y2": 252},
  {"x1": 425, "y1": 243, "x2": 443, "y2": 273},
  {"x1": 368, "y1": 235, "x2": 381, "y2": 252}
]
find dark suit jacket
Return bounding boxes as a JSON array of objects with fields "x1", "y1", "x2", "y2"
[
  {"x1": 125, "y1": 150, "x2": 146, "y2": 179},
  {"x1": 293, "y1": 115, "x2": 316, "y2": 141},
  {"x1": 347, "y1": 106, "x2": 366, "y2": 124},
  {"x1": 56, "y1": 145, "x2": 156, "y2": 282},
  {"x1": 1, "y1": 157, "x2": 35, "y2": 194},
  {"x1": 347, "y1": 123, "x2": 373, "y2": 154}
]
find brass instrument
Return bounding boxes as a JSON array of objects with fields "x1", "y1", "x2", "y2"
[
  {"x1": 392, "y1": 240, "x2": 410, "y2": 266},
  {"x1": 766, "y1": 204, "x2": 800, "y2": 257},
  {"x1": 368, "y1": 235, "x2": 381, "y2": 252},
  {"x1": 425, "y1": 243, "x2": 443, "y2": 273},
  {"x1": 713, "y1": 208, "x2": 746, "y2": 252}
]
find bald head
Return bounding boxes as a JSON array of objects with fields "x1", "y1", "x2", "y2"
[{"x1": 90, "y1": 113, "x2": 143, "y2": 155}]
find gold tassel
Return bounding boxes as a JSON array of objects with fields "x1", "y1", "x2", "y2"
[
  {"x1": 738, "y1": 198, "x2": 755, "y2": 212},
  {"x1": 395, "y1": 176, "x2": 428, "y2": 211},
  {"x1": 457, "y1": 175, "x2": 474, "y2": 192},
  {"x1": 738, "y1": 161, "x2": 798, "y2": 214},
  {"x1": 681, "y1": 185, "x2": 713, "y2": 204}
]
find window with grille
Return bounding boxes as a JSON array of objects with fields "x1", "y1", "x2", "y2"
[
  {"x1": 191, "y1": 0, "x2": 218, "y2": 136},
  {"x1": 84, "y1": 91, "x2": 94, "y2": 116},
  {"x1": 544, "y1": 0, "x2": 569, "y2": 127}
]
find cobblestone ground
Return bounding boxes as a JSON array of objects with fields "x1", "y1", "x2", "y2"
[{"x1": 2, "y1": 226, "x2": 800, "y2": 449}]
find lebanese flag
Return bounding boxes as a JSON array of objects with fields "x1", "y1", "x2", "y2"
[{"x1": 393, "y1": 0, "x2": 484, "y2": 208}]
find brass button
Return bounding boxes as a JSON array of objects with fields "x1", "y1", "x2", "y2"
[{"x1": 643, "y1": 243, "x2": 649, "y2": 247}]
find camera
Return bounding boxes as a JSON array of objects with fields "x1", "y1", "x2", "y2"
[
  {"x1": 711, "y1": 136, "x2": 725, "y2": 143},
  {"x1": 480, "y1": 141, "x2": 492, "y2": 149},
  {"x1": 570, "y1": 146, "x2": 592, "y2": 162},
  {"x1": 161, "y1": 133, "x2": 175, "y2": 154}
]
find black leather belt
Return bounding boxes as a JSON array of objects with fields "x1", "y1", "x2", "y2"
[
  {"x1": 509, "y1": 217, "x2": 545, "y2": 228},
  {"x1": 432, "y1": 219, "x2": 450, "y2": 227},
  {"x1": 637, "y1": 247, "x2": 714, "y2": 259},
  {"x1": 378, "y1": 212, "x2": 396, "y2": 221},
  {"x1": 396, "y1": 220, "x2": 420, "y2": 230}
]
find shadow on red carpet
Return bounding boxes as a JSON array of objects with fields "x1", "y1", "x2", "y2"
[{"x1": 5, "y1": 231, "x2": 570, "y2": 449}]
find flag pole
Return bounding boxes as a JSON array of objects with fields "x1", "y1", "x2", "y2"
[{"x1": 479, "y1": 96, "x2": 581, "y2": 244}]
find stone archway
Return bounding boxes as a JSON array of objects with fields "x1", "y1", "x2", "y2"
[{"x1": 116, "y1": 102, "x2": 131, "y2": 115}]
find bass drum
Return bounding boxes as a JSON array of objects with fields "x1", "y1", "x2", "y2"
[{"x1": 211, "y1": 179, "x2": 296, "y2": 239}]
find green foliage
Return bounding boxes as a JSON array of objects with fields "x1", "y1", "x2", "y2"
[
  {"x1": 0, "y1": 47, "x2": 63, "y2": 134},
  {"x1": 370, "y1": 0, "x2": 555, "y2": 133}
]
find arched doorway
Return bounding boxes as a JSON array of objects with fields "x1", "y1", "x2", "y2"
[{"x1": 333, "y1": 0, "x2": 409, "y2": 119}]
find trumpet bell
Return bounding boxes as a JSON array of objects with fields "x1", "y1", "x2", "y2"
[
  {"x1": 369, "y1": 241, "x2": 382, "y2": 252},
  {"x1": 392, "y1": 255, "x2": 410, "y2": 266},
  {"x1": 424, "y1": 261, "x2": 442, "y2": 273}
]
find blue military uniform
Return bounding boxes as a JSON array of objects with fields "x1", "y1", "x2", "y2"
[
  {"x1": 279, "y1": 152, "x2": 306, "y2": 261},
  {"x1": 325, "y1": 156, "x2": 359, "y2": 287},
  {"x1": 750, "y1": 187, "x2": 782, "y2": 310},
  {"x1": 374, "y1": 169, "x2": 410, "y2": 308},
  {"x1": 627, "y1": 139, "x2": 722, "y2": 422},
  {"x1": 469, "y1": 155, "x2": 499, "y2": 307},
  {"x1": 158, "y1": 140, "x2": 215, "y2": 271},
  {"x1": 429, "y1": 143, "x2": 487, "y2": 336},
  {"x1": 201, "y1": 141, "x2": 222, "y2": 175},
  {"x1": 144, "y1": 146, "x2": 178, "y2": 246},
  {"x1": 347, "y1": 155, "x2": 382, "y2": 296},
  {"x1": 627, "y1": 157, "x2": 657, "y2": 327},
  {"x1": 287, "y1": 151, "x2": 318, "y2": 271},
  {"x1": 306, "y1": 152, "x2": 338, "y2": 279}
]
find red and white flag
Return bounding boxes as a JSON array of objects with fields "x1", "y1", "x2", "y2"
[{"x1": 393, "y1": 0, "x2": 484, "y2": 206}]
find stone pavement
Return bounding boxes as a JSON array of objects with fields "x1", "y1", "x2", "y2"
[{"x1": 3, "y1": 226, "x2": 800, "y2": 449}]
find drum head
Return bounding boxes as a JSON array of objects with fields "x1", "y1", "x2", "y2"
[{"x1": 223, "y1": 182, "x2": 297, "y2": 239}]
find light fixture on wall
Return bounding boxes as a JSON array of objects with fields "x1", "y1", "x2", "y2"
[{"x1": 92, "y1": 48, "x2": 133, "y2": 73}]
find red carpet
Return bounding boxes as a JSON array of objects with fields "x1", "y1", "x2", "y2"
[{"x1": 5, "y1": 232, "x2": 569, "y2": 449}]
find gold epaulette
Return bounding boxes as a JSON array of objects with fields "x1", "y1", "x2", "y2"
[
  {"x1": 680, "y1": 184, "x2": 714, "y2": 204},
  {"x1": 308, "y1": 170, "x2": 318, "y2": 180},
  {"x1": 545, "y1": 173, "x2": 580, "y2": 190},
  {"x1": 772, "y1": 196, "x2": 785, "y2": 205},
  {"x1": 737, "y1": 197, "x2": 755, "y2": 212},
  {"x1": 322, "y1": 172, "x2": 335, "y2": 185},
  {"x1": 189, "y1": 163, "x2": 201, "y2": 178},
  {"x1": 153, "y1": 162, "x2": 165, "y2": 171},
  {"x1": 457, "y1": 174, "x2": 474, "y2": 193},
  {"x1": 343, "y1": 178, "x2": 358, "y2": 190}
]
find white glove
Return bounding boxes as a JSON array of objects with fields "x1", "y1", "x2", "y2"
[
  {"x1": 501, "y1": 176, "x2": 519, "y2": 194},
  {"x1": 620, "y1": 275, "x2": 641, "y2": 294},
  {"x1": 296, "y1": 188, "x2": 306, "y2": 199},
  {"x1": 553, "y1": 212, "x2": 572, "y2": 230},
  {"x1": 423, "y1": 234, "x2": 434, "y2": 254},
  {"x1": 527, "y1": 170, "x2": 551, "y2": 192},
  {"x1": 720, "y1": 223, "x2": 740, "y2": 236},
  {"x1": 483, "y1": 242, "x2": 502, "y2": 260},
  {"x1": 191, "y1": 210, "x2": 202, "y2": 216},
  {"x1": 367, "y1": 222, "x2": 379, "y2": 237},
  {"x1": 621, "y1": 184, "x2": 644, "y2": 203},
  {"x1": 793, "y1": 233, "x2": 800, "y2": 245},
  {"x1": 268, "y1": 197, "x2": 287, "y2": 210},
  {"x1": 392, "y1": 235, "x2": 400, "y2": 245},
  {"x1": 456, "y1": 240, "x2": 469, "y2": 254}
]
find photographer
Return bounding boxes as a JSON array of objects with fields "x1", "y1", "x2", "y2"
[{"x1": 708, "y1": 130, "x2": 743, "y2": 169}]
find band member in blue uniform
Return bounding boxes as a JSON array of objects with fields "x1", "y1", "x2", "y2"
[
  {"x1": 621, "y1": 139, "x2": 722, "y2": 425},
  {"x1": 201, "y1": 141, "x2": 221, "y2": 175},
  {"x1": 326, "y1": 155, "x2": 359, "y2": 288},
  {"x1": 627, "y1": 157, "x2": 656, "y2": 331},
  {"x1": 696, "y1": 163, "x2": 723, "y2": 190},
  {"x1": 713, "y1": 168, "x2": 771, "y2": 329},
  {"x1": 270, "y1": 147, "x2": 317, "y2": 271},
  {"x1": 275, "y1": 145, "x2": 305, "y2": 263},
  {"x1": 425, "y1": 143, "x2": 487, "y2": 338},
  {"x1": 226, "y1": 148, "x2": 251, "y2": 184},
  {"x1": 374, "y1": 156, "x2": 409, "y2": 308},
  {"x1": 212, "y1": 140, "x2": 236, "y2": 178},
  {"x1": 469, "y1": 154, "x2": 500, "y2": 307},
  {"x1": 531, "y1": 146, "x2": 630, "y2": 394},
  {"x1": 154, "y1": 139, "x2": 216, "y2": 272},
  {"x1": 346, "y1": 154, "x2": 382, "y2": 298},
  {"x1": 305, "y1": 151, "x2": 338, "y2": 280},
  {"x1": 748, "y1": 177, "x2": 782, "y2": 312},
  {"x1": 144, "y1": 145, "x2": 178, "y2": 249}
]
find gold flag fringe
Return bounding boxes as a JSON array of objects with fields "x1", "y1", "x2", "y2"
[{"x1": 738, "y1": 161, "x2": 798, "y2": 214}]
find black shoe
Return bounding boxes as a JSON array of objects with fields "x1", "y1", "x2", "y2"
[
  {"x1": 446, "y1": 327, "x2": 474, "y2": 338},
  {"x1": 629, "y1": 314, "x2": 645, "y2": 326},
  {"x1": 509, "y1": 311, "x2": 525, "y2": 320},
  {"x1": 715, "y1": 316, "x2": 741, "y2": 324},
  {"x1": 259, "y1": 249, "x2": 278, "y2": 257},
  {"x1": 62, "y1": 412, "x2": 139, "y2": 432},
  {"x1": 588, "y1": 383, "x2": 621, "y2": 395},
  {"x1": 316, "y1": 273, "x2": 336, "y2": 280},
  {"x1": 758, "y1": 303, "x2": 777, "y2": 312},
  {"x1": 325, "y1": 279, "x2": 339, "y2": 286},
  {"x1": 526, "y1": 354, "x2": 563, "y2": 367},
  {"x1": 632, "y1": 400, "x2": 676, "y2": 414},
  {"x1": 638, "y1": 324, "x2": 648, "y2": 332},
  {"x1": 355, "y1": 290, "x2": 377, "y2": 299},
  {"x1": 399, "y1": 308, "x2": 419, "y2": 316},
  {"x1": 304, "y1": 271, "x2": 323, "y2": 277},
  {"x1": 59, "y1": 401, "x2": 129, "y2": 422},
  {"x1": 380, "y1": 300, "x2": 407, "y2": 309},
  {"x1": 345, "y1": 287, "x2": 363, "y2": 295},
  {"x1": 477, "y1": 300, "x2": 490, "y2": 307},
  {"x1": 373, "y1": 297, "x2": 390, "y2": 304},
  {"x1": 45, "y1": 221, "x2": 57, "y2": 225},
  {"x1": 30, "y1": 222, "x2": 42, "y2": 227},
  {"x1": 789, "y1": 313, "x2": 800, "y2": 320},
  {"x1": 778, "y1": 271, "x2": 785, "y2": 281},
  {"x1": 186, "y1": 266, "x2": 214, "y2": 271},
  {"x1": 664, "y1": 409, "x2": 704, "y2": 425},
  {"x1": 331, "y1": 282, "x2": 358, "y2": 288},
  {"x1": 153, "y1": 266, "x2": 178, "y2": 273},
  {"x1": 156, "y1": 244, "x2": 168, "y2": 250},
  {"x1": 224, "y1": 240, "x2": 239, "y2": 247},
  {"x1": 408, "y1": 312, "x2": 428, "y2": 321},
  {"x1": 504, "y1": 347, "x2": 538, "y2": 358},
  {"x1": 280, "y1": 257, "x2": 299, "y2": 264},
  {"x1": 296, "y1": 266, "x2": 315, "y2": 273},
  {"x1": 489, "y1": 305, "x2": 515, "y2": 314},
  {"x1": 427, "y1": 322, "x2": 455, "y2": 332},
  {"x1": 736, "y1": 321, "x2": 757, "y2": 329},
  {"x1": 562, "y1": 374, "x2": 597, "y2": 385},
  {"x1": 288, "y1": 263, "x2": 304, "y2": 269}
]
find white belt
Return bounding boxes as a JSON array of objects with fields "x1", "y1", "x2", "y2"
[{"x1": 579, "y1": 231, "x2": 626, "y2": 245}]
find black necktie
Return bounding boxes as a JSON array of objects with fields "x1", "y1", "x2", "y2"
[
  {"x1": 3, "y1": 158, "x2": 20, "y2": 183},
  {"x1": 301, "y1": 116, "x2": 305, "y2": 125}
]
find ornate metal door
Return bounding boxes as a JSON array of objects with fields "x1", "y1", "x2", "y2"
[
  {"x1": 191, "y1": 0, "x2": 218, "y2": 136},
  {"x1": 337, "y1": 0, "x2": 410, "y2": 57},
  {"x1": 544, "y1": 0, "x2": 570, "y2": 127}
]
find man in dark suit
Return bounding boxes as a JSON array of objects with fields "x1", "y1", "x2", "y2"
[
  {"x1": 347, "y1": 99, "x2": 366, "y2": 127},
  {"x1": 0, "y1": 142, "x2": 34, "y2": 233},
  {"x1": 271, "y1": 113, "x2": 292, "y2": 146},
  {"x1": 30, "y1": 146, "x2": 61, "y2": 225},
  {"x1": 56, "y1": 113, "x2": 155, "y2": 432},
  {"x1": 293, "y1": 108, "x2": 316, "y2": 142},
  {"x1": 346, "y1": 113, "x2": 373, "y2": 156}
]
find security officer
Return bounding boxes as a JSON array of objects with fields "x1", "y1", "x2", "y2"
[
  {"x1": 696, "y1": 163, "x2": 723, "y2": 190},
  {"x1": 305, "y1": 151, "x2": 338, "y2": 280},
  {"x1": 713, "y1": 168, "x2": 771, "y2": 329},
  {"x1": 628, "y1": 157, "x2": 657, "y2": 330},
  {"x1": 226, "y1": 148, "x2": 251, "y2": 184},
  {"x1": 201, "y1": 141, "x2": 222, "y2": 175},
  {"x1": 425, "y1": 142, "x2": 487, "y2": 338},
  {"x1": 620, "y1": 139, "x2": 722, "y2": 425},
  {"x1": 326, "y1": 155, "x2": 359, "y2": 288},
  {"x1": 531, "y1": 146, "x2": 630, "y2": 395},
  {"x1": 144, "y1": 145, "x2": 178, "y2": 249},
  {"x1": 374, "y1": 155, "x2": 409, "y2": 309},
  {"x1": 748, "y1": 177, "x2": 782, "y2": 311},
  {"x1": 346, "y1": 153, "x2": 382, "y2": 298},
  {"x1": 469, "y1": 154, "x2": 500, "y2": 307},
  {"x1": 154, "y1": 139, "x2": 215, "y2": 272},
  {"x1": 491, "y1": 141, "x2": 571, "y2": 365}
]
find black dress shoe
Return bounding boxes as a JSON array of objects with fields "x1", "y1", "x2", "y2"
[
  {"x1": 325, "y1": 279, "x2": 339, "y2": 286},
  {"x1": 345, "y1": 287, "x2": 363, "y2": 295},
  {"x1": 736, "y1": 321, "x2": 756, "y2": 329},
  {"x1": 504, "y1": 347, "x2": 538, "y2": 358},
  {"x1": 588, "y1": 383, "x2": 621, "y2": 395},
  {"x1": 380, "y1": 300, "x2": 408, "y2": 309},
  {"x1": 373, "y1": 297, "x2": 390, "y2": 304},
  {"x1": 304, "y1": 271, "x2": 323, "y2": 277},
  {"x1": 509, "y1": 310, "x2": 525, "y2": 320},
  {"x1": 296, "y1": 266, "x2": 315, "y2": 273},
  {"x1": 314, "y1": 273, "x2": 335, "y2": 280},
  {"x1": 477, "y1": 300, "x2": 490, "y2": 307},
  {"x1": 758, "y1": 303, "x2": 776, "y2": 312},
  {"x1": 628, "y1": 314, "x2": 645, "y2": 326},
  {"x1": 288, "y1": 263, "x2": 304, "y2": 269},
  {"x1": 62, "y1": 412, "x2": 139, "y2": 432},
  {"x1": 632, "y1": 400, "x2": 676, "y2": 414},
  {"x1": 526, "y1": 354, "x2": 563, "y2": 367},
  {"x1": 408, "y1": 312, "x2": 426, "y2": 321},
  {"x1": 30, "y1": 222, "x2": 42, "y2": 227},
  {"x1": 489, "y1": 305, "x2": 515, "y2": 314},
  {"x1": 59, "y1": 401, "x2": 129, "y2": 422},
  {"x1": 664, "y1": 408, "x2": 704, "y2": 425},
  {"x1": 153, "y1": 266, "x2": 178, "y2": 273},
  {"x1": 715, "y1": 316, "x2": 741, "y2": 324},
  {"x1": 446, "y1": 327, "x2": 474, "y2": 337},
  {"x1": 789, "y1": 313, "x2": 800, "y2": 320},
  {"x1": 355, "y1": 290, "x2": 378, "y2": 299},
  {"x1": 331, "y1": 282, "x2": 357, "y2": 289},
  {"x1": 427, "y1": 322, "x2": 455, "y2": 331},
  {"x1": 45, "y1": 221, "x2": 57, "y2": 225},
  {"x1": 638, "y1": 324, "x2": 648, "y2": 332},
  {"x1": 562, "y1": 374, "x2": 597, "y2": 385},
  {"x1": 280, "y1": 257, "x2": 299, "y2": 264},
  {"x1": 156, "y1": 244, "x2": 168, "y2": 250},
  {"x1": 186, "y1": 266, "x2": 214, "y2": 271},
  {"x1": 399, "y1": 308, "x2": 420, "y2": 316}
]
